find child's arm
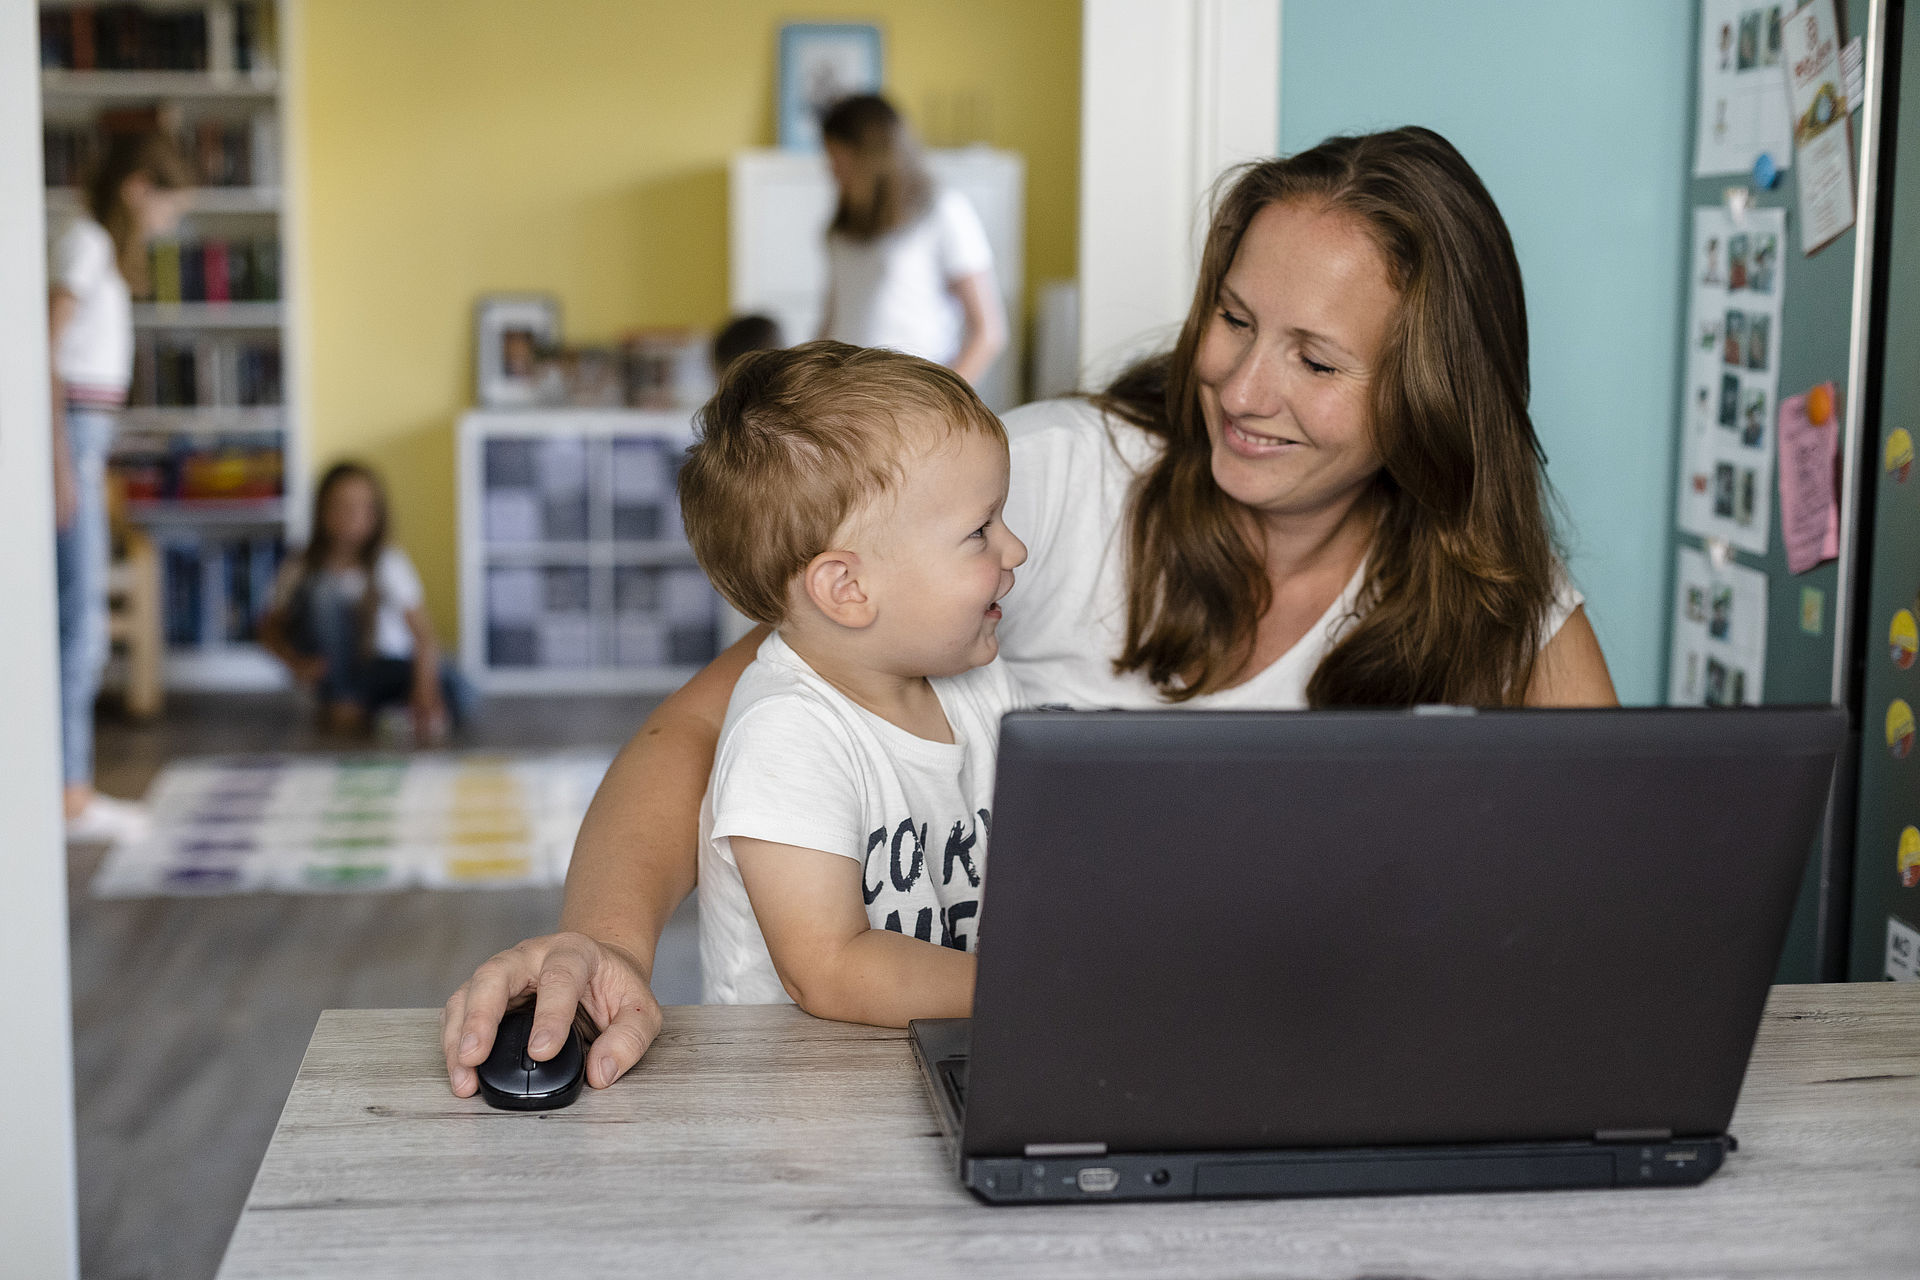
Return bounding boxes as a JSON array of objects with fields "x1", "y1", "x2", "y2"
[
  {"x1": 733, "y1": 837, "x2": 974, "y2": 1026},
  {"x1": 402, "y1": 605, "x2": 446, "y2": 740}
]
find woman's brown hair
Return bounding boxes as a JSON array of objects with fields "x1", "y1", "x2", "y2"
[
  {"x1": 303, "y1": 461, "x2": 390, "y2": 659},
  {"x1": 84, "y1": 128, "x2": 193, "y2": 296},
  {"x1": 1097, "y1": 127, "x2": 1560, "y2": 707},
  {"x1": 819, "y1": 94, "x2": 933, "y2": 240}
]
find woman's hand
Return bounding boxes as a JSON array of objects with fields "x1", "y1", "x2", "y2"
[
  {"x1": 441, "y1": 932, "x2": 664, "y2": 1096},
  {"x1": 53, "y1": 460, "x2": 79, "y2": 531},
  {"x1": 287, "y1": 654, "x2": 327, "y2": 688}
]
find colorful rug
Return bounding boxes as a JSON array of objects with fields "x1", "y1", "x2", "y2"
[{"x1": 92, "y1": 750, "x2": 614, "y2": 897}]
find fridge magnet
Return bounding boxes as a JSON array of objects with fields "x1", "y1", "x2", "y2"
[
  {"x1": 1889, "y1": 699, "x2": 1916, "y2": 760},
  {"x1": 1668, "y1": 545, "x2": 1768, "y2": 706},
  {"x1": 1782, "y1": 0, "x2": 1856, "y2": 255},
  {"x1": 1892, "y1": 610, "x2": 1918, "y2": 670},
  {"x1": 1677, "y1": 206, "x2": 1788, "y2": 555},
  {"x1": 1888, "y1": 917, "x2": 1920, "y2": 982},
  {"x1": 1887, "y1": 427, "x2": 1914, "y2": 483},
  {"x1": 475, "y1": 295, "x2": 561, "y2": 408},
  {"x1": 1694, "y1": 0, "x2": 1794, "y2": 176},
  {"x1": 778, "y1": 22, "x2": 884, "y2": 152},
  {"x1": 1801, "y1": 586, "x2": 1825, "y2": 635},
  {"x1": 1899, "y1": 827, "x2": 1920, "y2": 890}
]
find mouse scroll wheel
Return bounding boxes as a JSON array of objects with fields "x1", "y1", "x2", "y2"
[{"x1": 520, "y1": 1048, "x2": 539, "y2": 1072}]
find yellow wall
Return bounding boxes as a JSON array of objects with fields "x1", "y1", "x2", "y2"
[{"x1": 293, "y1": 0, "x2": 1082, "y2": 639}]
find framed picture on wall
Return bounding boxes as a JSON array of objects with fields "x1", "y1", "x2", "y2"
[
  {"x1": 475, "y1": 294, "x2": 561, "y2": 407},
  {"x1": 777, "y1": 22, "x2": 883, "y2": 151}
]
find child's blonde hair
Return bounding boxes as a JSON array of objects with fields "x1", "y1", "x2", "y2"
[{"x1": 678, "y1": 340, "x2": 1006, "y2": 625}]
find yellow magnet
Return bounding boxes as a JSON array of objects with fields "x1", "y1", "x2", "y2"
[
  {"x1": 1901, "y1": 827, "x2": 1920, "y2": 889},
  {"x1": 1894, "y1": 610, "x2": 1919, "y2": 671},
  {"x1": 1890, "y1": 428, "x2": 1915, "y2": 483},
  {"x1": 1890, "y1": 699, "x2": 1917, "y2": 760}
]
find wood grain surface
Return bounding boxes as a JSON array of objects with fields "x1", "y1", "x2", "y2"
[{"x1": 217, "y1": 983, "x2": 1920, "y2": 1280}]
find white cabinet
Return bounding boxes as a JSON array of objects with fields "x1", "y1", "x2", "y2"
[
  {"x1": 458, "y1": 408, "x2": 740, "y2": 694},
  {"x1": 728, "y1": 147, "x2": 1026, "y2": 411}
]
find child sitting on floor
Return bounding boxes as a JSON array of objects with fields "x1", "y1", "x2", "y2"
[
  {"x1": 679, "y1": 340, "x2": 1028, "y2": 1025},
  {"x1": 260, "y1": 461, "x2": 473, "y2": 744}
]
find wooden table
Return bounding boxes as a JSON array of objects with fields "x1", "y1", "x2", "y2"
[{"x1": 217, "y1": 984, "x2": 1920, "y2": 1279}]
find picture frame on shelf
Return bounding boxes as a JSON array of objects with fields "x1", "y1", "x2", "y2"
[
  {"x1": 474, "y1": 294, "x2": 560, "y2": 408},
  {"x1": 777, "y1": 22, "x2": 883, "y2": 151}
]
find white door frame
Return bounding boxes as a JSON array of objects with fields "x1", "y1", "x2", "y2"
[
  {"x1": 0, "y1": 0, "x2": 81, "y2": 1274},
  {"x1": 1077, "y1": 0, "x2": 1281, "y2": 384}
]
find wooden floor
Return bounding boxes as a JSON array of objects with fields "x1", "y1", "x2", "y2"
[{"x1": 74, "y1": 692, "x2": 702, "y2": 1280}]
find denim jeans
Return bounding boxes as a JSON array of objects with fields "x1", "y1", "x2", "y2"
[
  {"x1": 288, "y1": 578, "x2": 477, "y2": 722},
  {"x1": 56, "y1": 406, "x2": 115, "y2": 786}
]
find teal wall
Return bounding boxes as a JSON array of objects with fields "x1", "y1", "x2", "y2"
[{"x1": 1280, "y1": 2, "x2": 1693, "y2": 704}]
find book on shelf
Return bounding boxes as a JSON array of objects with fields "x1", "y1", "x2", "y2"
[
  {"x1": 159, "y1": 532, "x2": 284, "y2": 647},
  {"x1": 131, "y1": 334, "x2": 281, "y2": 407},
  {"x1": 114, "y1": 431, "x2": 283, "y2": 504},
  {"x1": 38, "y1": 2, "x2": 278, "y2": 76},
  {"x1": 42, "y1": 117, "x2": 279, "y2": 192},
  {"x1": 146, "y1": 236, "x2": 279, "y2": 303}
]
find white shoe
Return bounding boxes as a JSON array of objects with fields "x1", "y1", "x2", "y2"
[{"x1": 66, "y1": 793, "x2": 154, "y2": 846}]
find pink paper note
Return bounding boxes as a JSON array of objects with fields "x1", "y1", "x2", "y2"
[{"x1": 1777, "y1": 384, "x2": 1841, "y2": 574}]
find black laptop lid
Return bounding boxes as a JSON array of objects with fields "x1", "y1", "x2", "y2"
[{"x1": 961, "y1": 706, "x2": 1845, "y2": 1158}]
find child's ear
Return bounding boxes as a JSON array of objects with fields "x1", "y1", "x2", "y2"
[{"x1": 800, "y1": 550, "x2": 876, "y2": 628}]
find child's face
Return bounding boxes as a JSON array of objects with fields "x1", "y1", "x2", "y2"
[
  {"x1": 321, "y1": 476, "x2": 380, "y2": 554},
  {"x1": 850, "y1": 426, "x2": 1026, "y2": 677}
]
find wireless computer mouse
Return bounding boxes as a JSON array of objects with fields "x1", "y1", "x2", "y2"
[{"x1": 476, "y1": 1001, "x2": 588, "y2": 1111}]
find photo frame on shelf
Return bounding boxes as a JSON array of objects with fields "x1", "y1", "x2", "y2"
[
  {"x1": 777, "y1": 22, "x2": 884, "y2": 151},
  {"x1": 475, "y1": 294, "x2": 561, "y2": 408}
]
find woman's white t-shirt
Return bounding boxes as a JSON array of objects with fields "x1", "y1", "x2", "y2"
[
  {"x1": 994, "y1": 398, "x2": 1585, "y2": 709},
  {"x1": 823, "y1": 187, "x2": 994, "y2": 367},
  {"x1": 48, "y1": 216, "x2": 133, "y2": 400},
  {"x1": 271, "y1": 545, "x2": 427, "y2": 661},
  {"x1": 698, "y1": 632, "x2": 1026, "y2": 1004}
]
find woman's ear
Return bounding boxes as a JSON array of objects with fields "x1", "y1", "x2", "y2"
[{"x1": 800, "y1": 550, "x2": 876, "y2": 628}]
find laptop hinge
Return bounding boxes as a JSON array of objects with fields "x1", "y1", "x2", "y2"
[
  {"x1": 1595, "y1": 1128, "x2": 1673, "y2": 1142},
  {"x1": 1023, "y1": 1142, "x2": 1107, "y2": 1157}
]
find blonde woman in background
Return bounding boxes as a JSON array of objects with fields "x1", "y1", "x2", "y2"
[
  {"x1": 818, "y1": 94, "x2": 1006, "y2": 385},
  {"x1": 48, "y1": 129, "x2": 190, "y2": 842}
]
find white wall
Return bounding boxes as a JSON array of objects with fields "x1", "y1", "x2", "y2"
[
  {"x1": 0, "y1": 0, "x2": 81, "y2": 1273},
  {"x1": 1077, "y1": 0, "x2": 1279, "y2": 385}
]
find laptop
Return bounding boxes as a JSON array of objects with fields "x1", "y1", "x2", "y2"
[{"x1": 911, "y1": 705, "x2": 1846, "y2": 1204}]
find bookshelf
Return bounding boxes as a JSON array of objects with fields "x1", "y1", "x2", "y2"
[
  {"x1": 40, "y1": 0, "x2": 298, "y2": 692},
  {"x1": 458, "y1": 408, "x2": 744, "y2": 695}
]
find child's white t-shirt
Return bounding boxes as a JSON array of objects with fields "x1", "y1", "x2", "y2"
[
  {"x1": 48, "y1": 215, "x2": 132, "y2": 399},
  {"x1": 698, "y1": 631, "x2": 1027, "y2": 1005},
  {"x1": 271, "y1": 545, "x2": 427, "y2": 660},
  {"x1": 823, "y1": 187, "x2": 994, "y2": 368}
]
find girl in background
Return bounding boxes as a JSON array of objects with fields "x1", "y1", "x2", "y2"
[
  {"x1": 260, "y1": 462, "x2": 473, "y2": 745},
  {"x1": 49, "y1": 129, "x2": 190, "y2": 843},
  {"x1": 818, "y1": 95, "x2": 1006, "y2": 386}
]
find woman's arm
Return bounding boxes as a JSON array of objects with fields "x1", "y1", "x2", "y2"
[
  {"x1": 48, "y1": 289, "x2": 77, "y2": 529},
  {"x1": 733, "y1": 838, "x2": 974, "y2": 1025},
  {"x1": 948, "y1": 269, "x2": 1006, "y2": 385},
  {"x1": 442, "y1": 623, "x2": 771, "y2": 1095},
  {"x1": 1523, "y1": 606, "x2": 1619, "y2": 707}
]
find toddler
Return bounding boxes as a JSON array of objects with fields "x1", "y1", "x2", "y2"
[{"x1": 680, "y1": 340, "x2": 1027, "y2": 1025}]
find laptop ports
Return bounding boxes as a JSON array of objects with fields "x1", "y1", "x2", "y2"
[{"x1": 1076, "y1": 1167, "x2": 1121, "y2": 1194}]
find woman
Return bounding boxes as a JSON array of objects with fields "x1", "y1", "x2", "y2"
[
  {"x1": 49, "y1": 129, "x2": 190, "y2": 842},
  {"x1": 817, "y1": 94, "x2": 1006, "y2": 386},
  {"x1": 442, "y1": 127, "x2": 1616, "y2": 1095}
]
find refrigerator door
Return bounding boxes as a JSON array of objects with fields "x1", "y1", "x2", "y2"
[
  {"x1": 1849, "y1": 0, "x2": 1920, "y2": 980},
  {"x1": 1667, "y1": 0, "x2": 1890, "y2": 979}
]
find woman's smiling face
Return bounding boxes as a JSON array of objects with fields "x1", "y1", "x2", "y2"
[{"x1": 1194, "y1": 198, "x2": 1400, "y2": 523}]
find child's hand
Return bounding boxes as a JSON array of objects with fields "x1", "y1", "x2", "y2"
[{"x1": 411, "y1": 688, "x2": 449, "y2": 746}]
